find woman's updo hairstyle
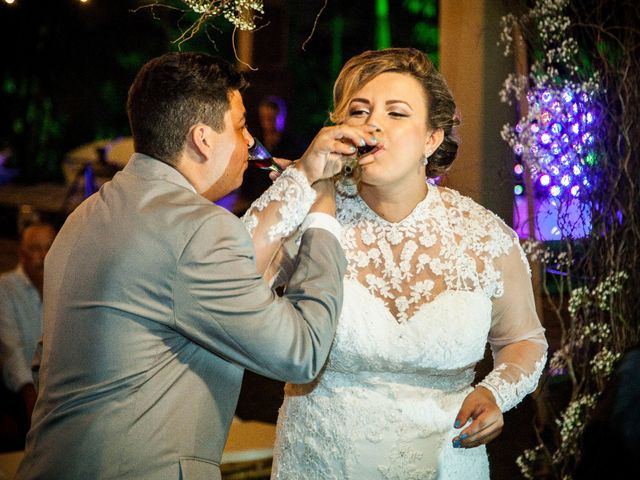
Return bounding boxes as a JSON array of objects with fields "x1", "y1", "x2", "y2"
[{"x1": 330, "y1": 48, "x2": 460, "y2": 178}]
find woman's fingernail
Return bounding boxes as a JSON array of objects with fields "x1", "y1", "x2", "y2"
[
  {"x1": 454, "y1": 420, "x2": 461, "y2": 428},
  {"x1": 360, "y1": 138, "x2": 366, "y2": 146},
  {"x1": 460, "y1": 433, "x2": 468, "y2": 440},
  {"x1": 452, "y1": 439, "x2": 461, "y2": 448},
  {"x1": 370, "y1": 136, "x2": 377, "y2": 144},
  {"x1": 350, "y1": 146, "x2": 356, "y2": 152}
]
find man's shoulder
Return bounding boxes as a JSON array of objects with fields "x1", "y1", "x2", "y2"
[{"x1": 188, "y1": 205, "x2": 251, "y2": 245}]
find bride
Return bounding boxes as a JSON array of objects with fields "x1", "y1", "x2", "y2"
[{"x1": 242, "y1": 48, "x2": 547, "y2": 479}]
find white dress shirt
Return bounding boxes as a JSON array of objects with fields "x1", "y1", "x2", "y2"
[{"x1": 0, "y1": 265, "x2": 42, "y2": 392}]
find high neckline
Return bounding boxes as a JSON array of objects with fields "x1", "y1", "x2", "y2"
[{"x1": 354, "y1": 182, "x2": 438, "y2": 226}]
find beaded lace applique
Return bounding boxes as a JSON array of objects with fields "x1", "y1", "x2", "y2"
[{"x1": 337, "y1": 184, "x2": 521, "y2": 323}]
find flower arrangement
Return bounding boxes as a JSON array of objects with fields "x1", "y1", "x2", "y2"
[
  {"x1": 173, "y1": 0, "x2": 264, "y2": 45},
  {"x1": 500, "y1": 0, "x2": 601, "y2": 204},
  {"x1": 501, "y1": 0, "x2": 640, "y2": 477},
  {"x1": 183, "y1": 0, "x2": 264, "y2": 31}
]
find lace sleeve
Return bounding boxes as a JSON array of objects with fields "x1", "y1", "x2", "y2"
[
  {"x1": 241, "y1": 166, "x2": 316, "y2": 275},
  {"x1": 477, "y1": 233, "x2": 548, "y2": 413}
]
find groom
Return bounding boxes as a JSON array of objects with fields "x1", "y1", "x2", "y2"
[{"x1": 16, "y1": 53, "x2": 345, "y2": 479}]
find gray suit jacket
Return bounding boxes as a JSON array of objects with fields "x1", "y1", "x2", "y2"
[{"x1": 16, "y1": 154, "x2": 346, "y2": 480}]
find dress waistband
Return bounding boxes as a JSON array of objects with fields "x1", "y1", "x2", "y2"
[{"x1": 318, "y1": 368, "x2": 476, "y2": 393}]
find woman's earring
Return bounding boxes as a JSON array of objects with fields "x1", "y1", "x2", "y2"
[{"x1": 421, "y1": 151, "x2": 431, "y2": 166}]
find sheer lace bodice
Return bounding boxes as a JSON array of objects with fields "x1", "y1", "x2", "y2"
[
  {"x1": 242, "y1": 171, "x2": 548, "y2": 478},
  {"x1": 338, "y1": 185, "x2": 518, "y2": 323}
]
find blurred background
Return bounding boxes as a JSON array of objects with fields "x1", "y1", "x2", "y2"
[{"x1": 0, "y1": 0, "x2": 438, "y2": 182}]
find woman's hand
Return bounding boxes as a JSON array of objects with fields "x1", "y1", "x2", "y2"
[
  {"x1": 451, "y1": 386, "x2": 504, "y2": 448},
  {"x1": 294, "y1": 125, "x2": 379, "y2": 184},
  {"x1": 309, "y1": 179, "x2": 337, "y2": 216}
]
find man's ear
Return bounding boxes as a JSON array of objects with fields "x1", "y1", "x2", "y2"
[{"x1": 189, "y1": 123, "x2": 212, "y2": 162}]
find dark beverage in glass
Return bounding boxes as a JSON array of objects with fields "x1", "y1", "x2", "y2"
[{"x1": 248, "y1": 137, "x2": 283, "y2": 173}]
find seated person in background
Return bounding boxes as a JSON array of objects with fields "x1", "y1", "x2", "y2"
[
  {"x1": 0, "y1": 221, "x2": 56, "y2": 431},
  {"x1": 235, "y1": 95, "x2": 305, "y2": 215},
  {"x1": 256, "y1": 96, "x2": 303, "y2": 158}
]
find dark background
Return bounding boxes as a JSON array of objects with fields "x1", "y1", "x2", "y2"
[{"x1": 0, "y1": 0, "x2": 438, "y2": 184}]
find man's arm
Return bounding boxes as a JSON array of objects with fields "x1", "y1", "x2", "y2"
[
  {"x1": 173, "y1": 212, "x2": 346, "y2": 383},
  {"x1": 0, "y1": 289, "x2": 38, "y2": 423}
]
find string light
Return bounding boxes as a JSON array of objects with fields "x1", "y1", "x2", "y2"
[{"x1": 507, "y1": 83, "x2": 600, "y2": 201}]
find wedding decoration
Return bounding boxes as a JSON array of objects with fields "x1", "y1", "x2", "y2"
[
  {"x1": 500, "y1": 0, "x2": 602, "y2": 241},
  {"x1": 173, "y1": 0, "x2": 263, "y2": 44},
  {"x1": 182, "y1": 0, "x2": 263, "y2": 30},
  {"x1": 501, "y1": 81, "x2": 600, "y2": 202},
  {"x1": 500, "y1": 0, "x2": 640, "y2": 477}
]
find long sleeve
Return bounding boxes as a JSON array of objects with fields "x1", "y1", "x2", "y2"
[
  {"x1": 241, "y1": 166, "x2": 316, "y2": 277},
  {"x1": 174, "y1": 212, "x2": 346, "y2": 384},
  {"x1": 0, "y1": 273, "x2": 42, "y2": 392},
  {"x1": 0, "y1": 296, "x2": 33, "y2": 392},
  {"x1": 477, "y1": 237, "x2": 548, "y2": 412}
]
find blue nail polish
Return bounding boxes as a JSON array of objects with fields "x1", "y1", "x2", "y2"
[
  {"x1": 454, "y1": 420, "x2": 461, "y2": 428},
  {"x1": 370, "y1": 137, "x2": 377, "y2": 143},
  {"x1": 460, "y1": 433, "x2": 468, "y2": 440},
  {"x1": 360, "y1": 138, "x2": 366, "y2": 146},
  {"x1": 452, "y1": 439, "x2": 461, "y2": 448},
  {"x1": 350, "y1": 146, "x2": 356, "y2": 152}
]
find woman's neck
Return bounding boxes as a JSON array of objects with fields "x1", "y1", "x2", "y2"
[{"x1": 359, "y1": 180, "x2": 428, "y2": 223}]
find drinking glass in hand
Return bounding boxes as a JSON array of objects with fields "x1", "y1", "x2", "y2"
[
  {"x1": 336, "y1": 144, "x2": 376, "y2": 197},
  {"x1": 248, "y1": 137, "x2": 283, "y2": 173}
]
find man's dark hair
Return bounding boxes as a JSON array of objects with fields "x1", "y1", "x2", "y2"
[{"x1": 127, "y1": 52, "x2": 247, "y2": 166}]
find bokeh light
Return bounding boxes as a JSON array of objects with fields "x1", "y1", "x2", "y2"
[{"x1": 510, "y1": 84, "x2": 599, "y2": 202}]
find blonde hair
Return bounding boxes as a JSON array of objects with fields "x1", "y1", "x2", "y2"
[{"x1": 331, "y1": 48, "x2": 460, "y2": 177}]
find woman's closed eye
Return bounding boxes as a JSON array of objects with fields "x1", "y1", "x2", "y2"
[
  {"x1": 348, "y1": 109, "x2": 370, "y2": 117},
  {"x1": 388, "y1": 111, "x2": 409, "y2": 118}
]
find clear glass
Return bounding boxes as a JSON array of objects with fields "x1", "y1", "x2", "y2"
[
  {"x1": 248, "y1": 137, "x2": 283, "y2": 173},
  {"x1": 335, "y1": 144, "x2": 376, "y2": 197}
]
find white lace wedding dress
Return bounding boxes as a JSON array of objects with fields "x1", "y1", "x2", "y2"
[{"x1": 242, "y1": 168, "x2": 548, "y2": 479}]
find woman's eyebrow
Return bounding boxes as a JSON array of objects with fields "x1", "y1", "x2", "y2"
[
  {"x1": 385, "y1": 100, "x2": 413, "y2": 110},
  {"x1": 348, "y1": 98, "x2": 413, "y2": 111}
]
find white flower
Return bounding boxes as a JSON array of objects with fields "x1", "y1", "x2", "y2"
[
  {"x1": 368, "y1": 248, "x2": 382, "y2": 265},
  {"x1": 395, "y1": 296, "x2": 410, "y2": 313},
  {"x1": 387, "y1": 227, "x2": 404, "y2": 245},
  {"x1": 418, "y1": 231, "x2": 436, "y2": 248},
  {"x1": 360, "y1": 226, "x2": 376, "y2": 245},
  {"x1": 354, "y1": 251, "x2": 369, "y2": 268},
  {"x1": 411, "y1": 280, "x2": 434, "y2": 301}
]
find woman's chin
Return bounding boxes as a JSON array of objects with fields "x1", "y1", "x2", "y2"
[{"x1": 359, "y1": 173, "x2": 388, "y2": 188}]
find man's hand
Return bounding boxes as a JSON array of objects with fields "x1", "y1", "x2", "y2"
[
  {"x1": 294, "y1": 125, "x2": 379, "y2": 184},
  {"x1": 451, "y1": 386, "x2": 504, "y2": 448}
]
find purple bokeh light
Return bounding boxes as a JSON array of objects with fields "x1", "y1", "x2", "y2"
[{"x1": 511, "y1": 84, "x2": 599, "y2": 240}]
